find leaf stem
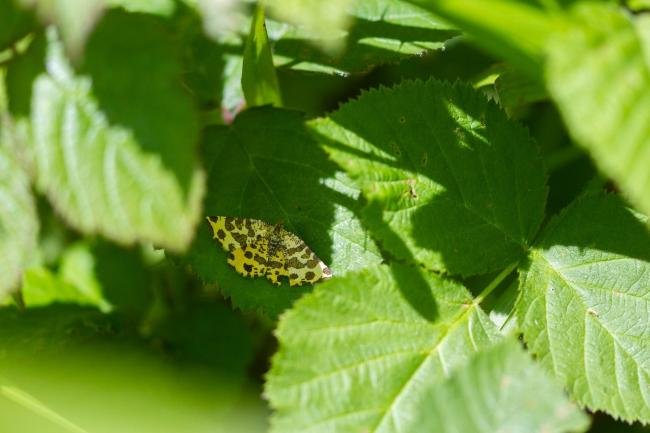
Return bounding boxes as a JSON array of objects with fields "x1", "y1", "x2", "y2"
[
  {"x1": 0, "y1": 384, "x2": 89, "y2": 433},
  {"x1": 474, "y1": 262, "x2": 518, "y2": 305}
]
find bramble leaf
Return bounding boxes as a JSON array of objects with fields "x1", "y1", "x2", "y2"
[
  {"x1": 268, "y1": 0, "x2": 458, "y2": 75},
  {"x1": 314, "y1": 79, "x2": 547, "y2": 276},
  {"x1": 517, "y1": 193, "x2": 650, "y2": 423},
  {"x1": 267, "y1": 264, "x2": 589, "y2": 433},
  {"x1": 266, "y1": 263, "x2": 503, "y2": 433},
  {"x1": 25, "y1": 29, "x2": 204, "y2": 252},
  {"x1": 545, "y1": 4, "x2": 650, "y2": 220},
  {"x1": 186, "y1": 107, "x2": 380, "y2": 317},
  {"x1": 405, "y1": 340, "x2": 589, "y2": 433}
]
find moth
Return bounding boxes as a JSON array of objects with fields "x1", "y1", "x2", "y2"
[{"x1": 207, "y1": 216, "x2": 332, "y2": 286}]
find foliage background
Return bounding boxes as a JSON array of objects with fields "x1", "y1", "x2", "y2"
[{"x1": 1, "y1": 0, "x2": 649, "y2": 432}]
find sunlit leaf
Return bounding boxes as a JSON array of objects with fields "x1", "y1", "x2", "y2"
[{"x1": 517, "y1": 193, "x2": 650, "y2": 422}]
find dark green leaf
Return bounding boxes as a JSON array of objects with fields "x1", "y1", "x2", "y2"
[
  {"x1": 80, "y1": 9, "x2": 200, "y2": 192},
  {"x1": 185, "y1": 107, "x2": 381, "y2": 317},
  {"x1": 314, "y1": 79, "x2": 547, "y2": 276},
  {"x1": 0, "y1": 0, "x2": 35, "y2": 51}
]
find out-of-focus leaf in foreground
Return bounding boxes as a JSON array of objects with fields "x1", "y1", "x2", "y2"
[
  {"x1": 0, "y1": 0, "x2": 35, "y2": 51},
  {"x1": 545, "y1": 4, "x2": 650, "y2": 219},
  {"x1": 0, "y1": 135, "x2": 38, "y2": 299},
  {"x1": 0, "y1": 304, "x2": 266, "y2": 433},
  {"x1": 16, "y1": 0, "x2": 105, "y2": 59},
  {"x1": 24, "y1": 29, "x2": 204, "y2": 252},
  {"x1": 517, "y1": 193, "x2": 650, "y2": 423},
  {"x1": 21, "y1": 243, "x2": 111, "y2": 312}
]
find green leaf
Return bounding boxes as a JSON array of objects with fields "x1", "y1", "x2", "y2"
[
  {"x1": 27, "y1": 29, "x2": 204, "y2": 252},
  {"x1": 545, "y1": 4, "x2": 650, "y2": 220},
  {"x1": 269, "y1": 0, "x2": 458, "y2": 75},
  {"x1": 80, "y1": 9, "x2": 201, "y2": 193},
  {"x1": 517, "y1": 193, "x2": 650, "y2": 423},
  {"x1": 92, "y1": 241, "x2": 153, "y2": 317},
  {"x1": 267, "y1": 0, "x2": 353, "y2": 47},
  {"x1": 105, "y1": 0, "x2": 176, "y2": 15},
  {"x1": 406, "y1": 340, "x2": 589, "y2": 433},
  {"x1": 185, "y1": 107, "x2": 381, "y2": 317},
  {"x1": 494, "y1": 65, "x2": 547, "y2": 116},
  {"x1": 22, "y1": 243, "x2": 111, "y2": 312},
  {"x1": 0, "y1": 134, "x2": 38, "y2": 299},
  {"x1": 242, "y1": 4, "x2": 282, "y2": 107},
  {"x1": 265, "y1": 263, "x2": 502, "y2": 433},
  {"x1": 314, "y1": 79, "x2": 547, "y2": 276},
  {"x1": 175, "y1": 7, "x2": 226, "y2": 112},
  {"x1": 17, "y1": 0, "x2": 105, "y2": 59},
  {"x1": 628, "y1": 0, "x2": 650, "y2": 11},
  {"x1": 410, "y1": 0, "x2": 560, "y2": 78},
  {"x1": 0, "y1": 304, "x2": 264, "y2": 433}
]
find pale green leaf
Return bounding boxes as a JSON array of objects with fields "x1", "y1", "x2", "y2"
[
  {"x1": 628, "y1": 0, "x2": 650, "y2": 11},
  {"x1": 105, "y1": 0, "x2": 176, "y2": 15},
  {"x1": 409, "y1": 0, "x2": 560, "y2": 77},
  {"x1": 0, "y1": 303, "x2": 264, "y2": 433},
  {"x1": 517, "y1": 193, "x2": 650, "y2": 423},
  {"x1": 0, "y1": 132, "x2": 38, "y2": 299},
  {"x1": 268, "y1": 0, "x2": 458, "y2": 75},
  {"x1": 545, "y1": 4, "x2": 650, "y2": 220},
  {"x1": 313, "y1": 79, "x2": 547, "y2": 276},
  {"x1": 267, "y1": 0, "x2": 352, "y2": 48},
  {"x1": 27, "y1": 29, "x2": 204, "y2": 252},
  {"x1": 242, "y1": 4, "x2": 282, "y2": 107},
  {"x1": 22, "y1": 243, "x2": 111, "y2": 312},
  {"x1": 18, "y1": 0, "x2": 105, "y2": 59},
  {"x1": 409, "y1": 340, "x2": 589, "y2": 433},
  {"x1": 266, "y1": 263, "x2": 501, "y2": 433}
]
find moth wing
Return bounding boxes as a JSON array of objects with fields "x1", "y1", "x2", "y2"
[
  {"x1": 264, "y1": 247, "x2": 290, "y2": 286},
  {"x1": 207, "y1": 216, "x2": 270, "y2": 279},
  {"x1": 280, "y1": 229, "x2": 332, "y2": 286}
]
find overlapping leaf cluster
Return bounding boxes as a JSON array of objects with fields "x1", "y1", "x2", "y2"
[{"x1": 1, "y1": 0, "x2": 649, "y2": 432}]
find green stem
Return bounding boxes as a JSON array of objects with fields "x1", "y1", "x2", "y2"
[
  {"x1": 0, "y1": 384, "x2": 89, "y2": 433},
  {"x1": 474, "y1": 262, "x2": 518, "y2": 305}
]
